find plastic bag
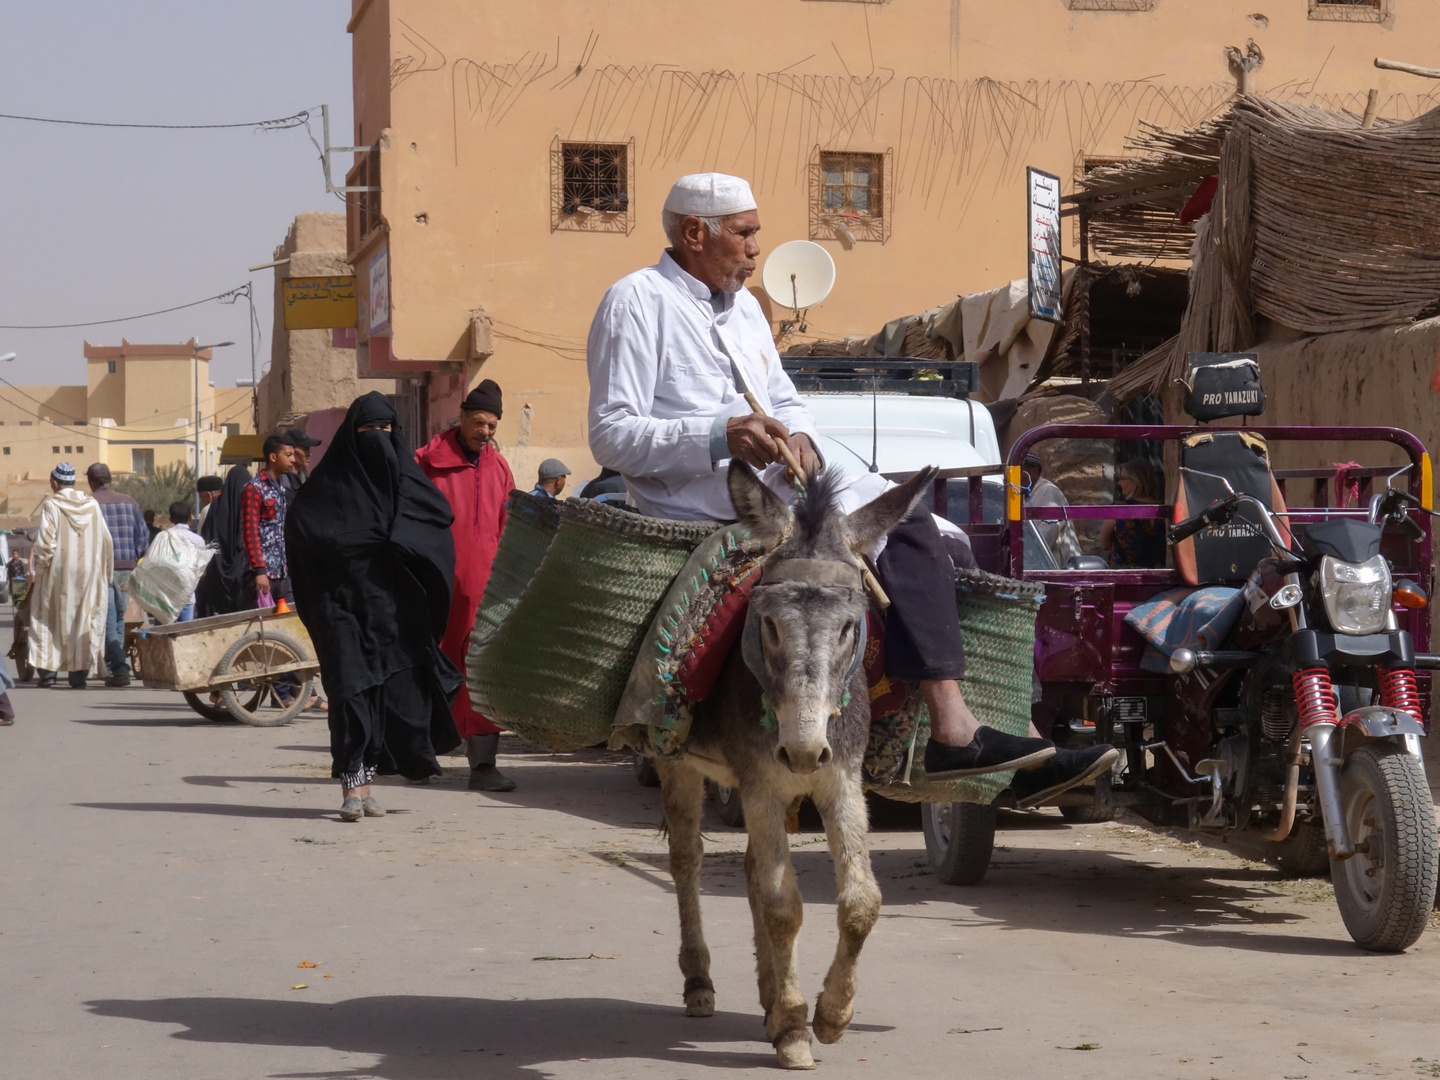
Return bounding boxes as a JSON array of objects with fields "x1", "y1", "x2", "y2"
[{"x1": 125, "y1": 530, "x2": 216, "y2": 624}]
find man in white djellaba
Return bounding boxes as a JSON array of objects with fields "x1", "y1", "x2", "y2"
[
  {"x1": 586, "y1": 172, "x2": 1116, "y2": 802},
  {"x1": 29, "y1": 462, "x2": 113, "y2": 689}
]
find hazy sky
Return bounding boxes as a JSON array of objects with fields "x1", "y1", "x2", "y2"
[{"x1": 0, "y1": 1, "x2": 352, "y2": 389}]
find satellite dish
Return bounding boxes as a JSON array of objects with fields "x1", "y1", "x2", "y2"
[{"x1": 762, "y1": 240, "x2": 836, "y2": 311}]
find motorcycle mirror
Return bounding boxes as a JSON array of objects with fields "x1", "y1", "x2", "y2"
[
  {"x1": 1169, "y1": 648, "x2": 1197, "y2": 674},
  {"x1": 1179, "y1": 466, "x2": 1237, "y2": 496}
]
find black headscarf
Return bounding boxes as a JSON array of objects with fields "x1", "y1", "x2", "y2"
[
  {"x1": 195, "y1": 463, "x2": 252, "y2": 616},
  {"x1": 286, "y1": 393, "x2": 461, "y2": 705}
]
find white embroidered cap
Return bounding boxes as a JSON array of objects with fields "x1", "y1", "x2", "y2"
[{"x1": 663, "y1": 173, "x2": 758, "y2": 217}]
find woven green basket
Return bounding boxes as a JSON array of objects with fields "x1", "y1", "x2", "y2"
[
  {"x1": 469, "y1": 490, "x2": 562, "y2": 651},
  {"x1": 468, "y1": 500, "x2": 717, "y2": 751},
  {"x1": 866, "y1": 568, "x2": 1045, "y2": 805}
]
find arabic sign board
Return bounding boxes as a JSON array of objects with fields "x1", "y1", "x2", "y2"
[
  {"x1": 368, "y1": 246, "x2": 390, "y2": 336},
  {"x1": 1026, "y1": 167, "x2": 1063, "y2": 324},
  {"x1": 281, "y1": 276, "x2": 357, "y2": 330}
]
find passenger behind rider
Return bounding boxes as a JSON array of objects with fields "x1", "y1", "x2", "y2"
[
  {"x1": 1021, "y1": 453, "x2": 1082, "y2": 570},
  {"x1": 1101, "y1": 458, "x2": 1167, "y2": 569}
]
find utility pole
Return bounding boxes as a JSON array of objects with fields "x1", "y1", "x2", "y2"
[{"x1": 192, "y1": 340, "x2": 234, "y2": 514}]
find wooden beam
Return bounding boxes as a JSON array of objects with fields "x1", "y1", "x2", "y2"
[{"x1": 1375, "y1": 57, "x2": 1440, "y2": 80}]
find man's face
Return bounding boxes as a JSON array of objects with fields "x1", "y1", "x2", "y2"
[
  {"x1": 291, "y1": 446, "x2": 309, "y2": 469},
  {"x1": 548, "y1": 475, "x2": 567, "y2": 497},
  {"x1": 268, "y1": 445, "x2": 295, "y2": 476},
  {"x1": 458, "y1": 409, "x2": 499, "y2": 453},
  {"x1": 683, "y1": 210, "x2": 761, "y2": 294}
]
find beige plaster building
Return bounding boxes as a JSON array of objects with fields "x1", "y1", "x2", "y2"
[
  {"x1": 344, "y1": 0, "x2": 1438, "y2": 482},
  {"x1": 256, "y1": 212, "x2": 395, "y2": 440},
  {"x1": 0, "y1": 340, "x2": 254, "y2": 518}
]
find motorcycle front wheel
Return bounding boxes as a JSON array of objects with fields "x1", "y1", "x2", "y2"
[{"x1": 1331, "y1": 743, "x2": 1439, "y2": 953}]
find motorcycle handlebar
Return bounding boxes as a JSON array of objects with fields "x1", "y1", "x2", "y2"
[{"x1": 1168, "y1": 494, "x2": 1241, "y2": 545}]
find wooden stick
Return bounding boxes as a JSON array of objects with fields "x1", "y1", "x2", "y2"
[
  {"x1": 742, "y1": 391, "x2": 891, "y2": 609},
  {"x1": 1362, "y1": 88, "x2": 1380, "y2": 129},
  {"x1": 1375, "y1": 57, "x2": 1440, "y2": 80}
]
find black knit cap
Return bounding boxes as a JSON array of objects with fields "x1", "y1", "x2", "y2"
[{"x1": 461, "y1": 379, "x2": 503, "y2": 417}]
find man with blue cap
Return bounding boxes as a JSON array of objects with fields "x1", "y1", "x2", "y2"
[{"x1": 29, "y1": 463, "x2": 112, "y2": 689}]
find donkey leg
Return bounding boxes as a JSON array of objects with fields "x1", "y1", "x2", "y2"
[
  {"x1": 744, "y1": 791, "x2": 815, "y2": 1070},
  {"x1": 811, "y1": 775, "x2": 882, "y2": 1045},
  {"x1": 657, "y1": 759, "x2": 714, "y2": 1018},
  {"x1": 744, "y1": 838, "x2": 778, "y2": 1022}
]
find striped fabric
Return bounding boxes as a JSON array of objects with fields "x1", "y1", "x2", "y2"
[{"x1": 28, "y1": 487, "x2": 113, "y2": 674}]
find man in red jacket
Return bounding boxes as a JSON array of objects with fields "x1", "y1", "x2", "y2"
[{"x1": 415, "y1": 380, "x2": 516, "y2": 791}]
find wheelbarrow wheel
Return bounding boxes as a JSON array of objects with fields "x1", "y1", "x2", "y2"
[
  {"x1": 214, "y1": 631, "x2": 314, "y2": 727},
  {"x1": 922, "y1": 800, "x2": 996, "y2": 886},
  {"x1": 183, "y1": 691, "x2": 238, "y2": 723}
]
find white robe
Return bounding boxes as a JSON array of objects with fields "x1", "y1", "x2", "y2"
[
  {"x1": 588, "y1": 252, "x2": 891, "y2": 522},
  {"x1": 28, "y1": 487, "x2": 113, "y2": 674}
]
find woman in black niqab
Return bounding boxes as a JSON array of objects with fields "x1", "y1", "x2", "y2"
[
  {"x1": 286, "y1": 392, "x2": 462, "y2": 820},
  {"x1": 195, "y1": 464, "x2": 252, "y2": 617}
]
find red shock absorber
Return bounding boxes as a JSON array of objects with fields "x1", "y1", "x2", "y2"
[
  {"x1": 1292, "y1": 667, "x2": 1338, "y2": 729},
  {"x1": 1379, "y1": 666, "x2": 1424, "y2": 725}
]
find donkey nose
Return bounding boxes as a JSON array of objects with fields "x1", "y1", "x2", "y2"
[{"x1": 774, "y1": 742, "x2": 833, "y2": 774}]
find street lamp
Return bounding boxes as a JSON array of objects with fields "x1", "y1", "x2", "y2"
[
  {"x1": 192, "y1": 341, "x2": 234, "y2": 513},
  {"x1": 0, "y1": 353, "x2": 15, "y2": 364}
]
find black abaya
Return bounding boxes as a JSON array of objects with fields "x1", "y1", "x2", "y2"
[
  {"x1": 286, "y1": 393, "x2": 461, "y2": 781},
  {"x1": 195, "y1": 464, "x2": 251, "y2": 617}
]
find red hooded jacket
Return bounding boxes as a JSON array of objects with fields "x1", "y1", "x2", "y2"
[{"x1": 415, "y1": 428, "x2": 514, "y2": 737}]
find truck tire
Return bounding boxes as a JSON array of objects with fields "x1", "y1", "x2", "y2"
[{"x1": 921, "y1": 801, "x2": 996, "y2": 886}]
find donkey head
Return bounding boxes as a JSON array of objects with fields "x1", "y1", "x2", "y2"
[{"x1": 728, "y1": 463, "x2": 937, "y2": 774}]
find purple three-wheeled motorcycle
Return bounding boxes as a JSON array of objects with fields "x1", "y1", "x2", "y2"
[{"x1": 921, "y1": 422, "x2": 1439, "y2": 953}]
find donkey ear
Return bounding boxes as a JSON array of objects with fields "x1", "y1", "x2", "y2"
[
  {"x1": 727, "y1": 461, "x2": 793, "y2": 550},
  {"x1": 841, "y1": 466, "x2": 938, "y2": 555}
]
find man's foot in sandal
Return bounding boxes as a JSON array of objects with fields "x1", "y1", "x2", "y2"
[{"x1": 923, "y1": 726, "x2": 1055, "y2": 779}]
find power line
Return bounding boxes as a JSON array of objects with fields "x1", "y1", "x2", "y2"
[
  {"x1": 0, "y1": 109, "x2": 311, "y2": 131},
  {"x1": 0, "y1": 286, "x2": 248, "y2": 330}
]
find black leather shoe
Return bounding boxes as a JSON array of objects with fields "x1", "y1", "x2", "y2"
[
  {"x1": 923, "y1": 726, "x2": 1055, "y2": 780},
  {"x1": 1012, "y1": 744, "x2": 1120, "y2": 809}
]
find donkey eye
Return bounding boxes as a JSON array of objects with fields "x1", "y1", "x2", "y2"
[
  {"x1": 838, "y1": 622, "x2": 852, "y2": 642},
  {"x1": 762, "y1": 616, "x2": 779, "y2": 641}
]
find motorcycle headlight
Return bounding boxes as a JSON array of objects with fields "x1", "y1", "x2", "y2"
[{"x1": 1319, "y1": 554, "x2": 1392, "y2": 635}]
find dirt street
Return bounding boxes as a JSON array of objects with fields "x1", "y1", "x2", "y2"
[{"x1": 3, "y1": 667, "x2": 1440, "y2": 1079}]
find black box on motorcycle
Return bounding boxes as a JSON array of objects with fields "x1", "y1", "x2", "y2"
[{"x1": 1181, "y1": 352, "x2": 1265, "y2": 422}]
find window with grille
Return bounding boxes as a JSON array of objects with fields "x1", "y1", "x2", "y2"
[
  {"x1": 551, "y1": 138, "x2": 635, "y2": 234},
  {"x1": 52, "y1": 446, "x2": 59, "y2": 454},
  {"x1": 811, "y1": 150, "x2": 890, "y2": 243},
  {"x1": 106, "y1": 359, "x2": 116, "y2": 374},
  {"x1": 131, "y1": 448, "x2": 154, "y2": 475},
  {"x1": 345, "y1": 144, "x2": 382, "y2": 255},
  {"x1": 2, "y1": 448, "x2": 9, "y2": 456},
  {"x1": 1309, "y1": 0, "x2": 1385, "y2": 19}
]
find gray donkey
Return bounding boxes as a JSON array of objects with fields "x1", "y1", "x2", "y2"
[{"x1": 654, "y1": 461, "x2": 937, "y2": 1070}]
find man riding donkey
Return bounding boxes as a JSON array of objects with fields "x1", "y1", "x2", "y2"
[
  {"x1": 588, "y1": 172, "x2": 1114, "y2": 797},
  {"x1": 586, "y1": 172, "x2": 1118, "y2": 1065}
]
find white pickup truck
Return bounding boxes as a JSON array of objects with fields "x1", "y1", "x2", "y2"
[{"x1": 786, "y1": 358, "x2": 1004, "y2": 526}]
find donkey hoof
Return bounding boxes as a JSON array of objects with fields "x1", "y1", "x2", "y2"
[
  {"x1": 812, "y1": 994, "x2": 853, "y2": 1044},
  {"x1": 775, "y1": 1029, "x2": 816, "y2": 1070},
  {"x1": 683, "y1": 976, "x2": 715, "y2": 1017}
]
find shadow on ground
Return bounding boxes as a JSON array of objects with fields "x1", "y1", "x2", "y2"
[
  {"x1": 83, "y1": 993, "x2": 890, "y2": 1078},
  {"x1": 74, "y1": 801, "x2": 335, "y2": 820},
  {"x1": 602, "y1": 835, "x2": 1348, "y2": 955}
]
